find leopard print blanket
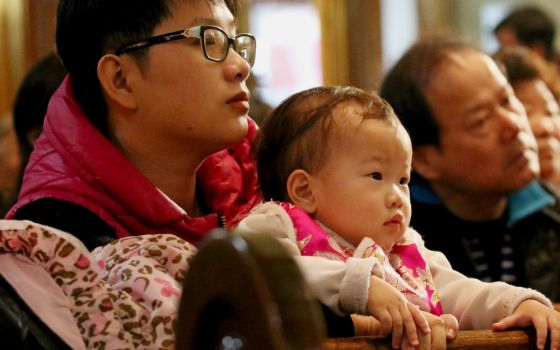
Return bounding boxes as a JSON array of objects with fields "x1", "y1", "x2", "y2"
[{"x1": 0, "y1": 220, "x2": 197, "y2": 349}]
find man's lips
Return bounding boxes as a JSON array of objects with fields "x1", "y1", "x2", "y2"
[
  {"x1": 227, "y1": 91, "x2": 250, "y2": 113},
  {"x1": 227, "y1": 91, "x2": 250, "y2": 104},
  {"x1": 504, "y1": 148, "x2": 533, "y2": 168}
]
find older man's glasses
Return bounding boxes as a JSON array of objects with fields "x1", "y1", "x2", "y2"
[{"x1": 115, "y1": 25, "x2": 256, "y2": 67}]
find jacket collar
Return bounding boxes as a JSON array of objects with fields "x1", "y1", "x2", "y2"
[
  {"x1": 14, "y1": 76, "x2": 260, "y2": 242},
  {"x1": 411, "y1": 180, "x2": 555, "y2": 226}
]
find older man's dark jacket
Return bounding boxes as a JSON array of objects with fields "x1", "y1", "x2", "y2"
[{"x1": 411, "y1": 180, "x2": 560, "y2": 302}]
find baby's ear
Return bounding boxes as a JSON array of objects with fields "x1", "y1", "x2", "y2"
[
  {"x1": 412, "y1": 144, "x2": 443, "y2": 180},
  {"x1": 287, "y1": 169, "x2": 317, "y2": 214}
]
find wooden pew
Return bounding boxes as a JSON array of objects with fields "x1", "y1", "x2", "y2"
[
  {"x1": 326, "y1": 307, "x2": 560, "y2": 350},
  {"x1": 177, "y1": 229, "x2": 555, "y2": 349},
  {"x1": 176, "y1": 229, "x2": 327, "y2": 349},
  {"x1": 325, "y1": 329, "x2": 539, "y2": 349}
]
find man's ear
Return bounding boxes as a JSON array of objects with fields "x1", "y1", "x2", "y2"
[
  {"x1": 97, "y1": 54, "x2": 137, "y2": 110},
  {"x1": 287, "y1": 169, "x2": 317, "y2": 214},
  {"x1": 412, "y1": 144, "x2": 443, "y2": 181}
]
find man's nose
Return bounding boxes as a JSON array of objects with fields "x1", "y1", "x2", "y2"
[{"x1": 498, "y1": 107, "x2": 525, "y2": 143}]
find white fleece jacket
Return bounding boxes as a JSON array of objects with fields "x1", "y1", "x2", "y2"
[{"x1": 235, "y1": 202, "x2": 553, "y2": 330}]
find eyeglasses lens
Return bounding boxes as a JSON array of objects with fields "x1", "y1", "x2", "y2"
[
  {"x1": 235, "y1": 36, "x2": 255, "y2": 66},
  {"x1": 203, "y1": 28, "x2": 228, "y2": 61},
  {"x1": 203, "y1": 28, "x2": 255, "y2": 66}
]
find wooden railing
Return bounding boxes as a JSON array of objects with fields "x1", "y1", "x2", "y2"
[
  {"x1": 325, "y1": 329, "x2": 539, "y2": 349},
  {"x1": 325, "y1": 305, "x2": 560, "y2": 349},
  {"x1": 177, "y1": 230, "x2": 556, "y2": 350}
]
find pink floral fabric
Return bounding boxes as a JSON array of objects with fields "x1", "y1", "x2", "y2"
[
  {"x1": 281, "y1": 203, "x2": 442, "y2": 315},
  {"x1": 0, "y1": 221, "x2": 197, "y2": 349}
]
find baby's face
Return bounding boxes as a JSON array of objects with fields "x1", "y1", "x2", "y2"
[{"x1": 310, "y1": 107, "x2": 413, "y2": 250}]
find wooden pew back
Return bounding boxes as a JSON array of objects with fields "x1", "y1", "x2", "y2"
[
  {"x1": 176, "y1": 229, "x2": 327, "y2": 350},
  {"x1": 325, "y1": 329, "x2": 539, "y2": 349}
]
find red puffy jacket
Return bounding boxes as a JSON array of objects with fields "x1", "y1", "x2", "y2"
[{"x1": 7, "y1": 77, "x2": 262, "y2": 244}]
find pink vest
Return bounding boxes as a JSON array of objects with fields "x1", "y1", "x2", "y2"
[{"x1": 281, "y1": 202, "x2": 442, "y2": 315}]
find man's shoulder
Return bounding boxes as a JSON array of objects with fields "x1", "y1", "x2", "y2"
[{"x1": 508, "y1": 181, "x2": 560, "y2": 228}]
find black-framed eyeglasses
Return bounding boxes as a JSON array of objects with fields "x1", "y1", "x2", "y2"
[{"x1": 115, "y1": 25, "x2": 256, "y2": 67}]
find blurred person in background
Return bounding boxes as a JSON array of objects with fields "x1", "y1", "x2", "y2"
[
  {"x1": 494, "y1": 46, "x2": 560, "y2": 191},
  {"x1": 246, "y1": 74, "x2": 273, "y2": 126},
  {"x1": 0, "y1": 52, "x2": 66, "y2": 218},
  {"x1": 0, "y1": 117, "x2": 20, "y2": 216},
  {"x1": 12, "y1": 53, "x2": 66, "y2": 174},
  {"x1": 494, "y1": 6, "x2": 560, "y2": 101}
]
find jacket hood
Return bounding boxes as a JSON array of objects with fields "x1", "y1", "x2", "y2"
[{"x1": 8, "y1": 76, "x2": 261, "y2": 243}]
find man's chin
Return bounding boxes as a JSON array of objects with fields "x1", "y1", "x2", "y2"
[
  {"x1": 227, "y1": 117, "x2": 249, "y2": 143},
  {"x1": 504, "y1": 171, "x2": 539, "y2": 193}
]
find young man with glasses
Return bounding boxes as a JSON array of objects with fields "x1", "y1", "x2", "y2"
[{"x1": 7, "y1": 0, "x2": 261, "y2": 249}]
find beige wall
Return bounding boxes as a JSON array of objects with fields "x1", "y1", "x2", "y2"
[
  {"x1": 0, "y1": 0, "x2": 57, "y2": 119},
  {"x1": 314, "y1": 0, "x2": 382, "y2": 89},
  {"x1": 347, "y1": 0, "x2": 382, "y2": 90},
  {"x1": 0, "y1": 0, "x2": 26, "y2": 118}
]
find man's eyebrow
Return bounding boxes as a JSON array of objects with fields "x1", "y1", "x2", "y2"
[{"x1": 187, "y1": 17, "x2": 237, "y2": 30}]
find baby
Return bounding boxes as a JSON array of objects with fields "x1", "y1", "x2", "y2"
[{"x1": 237, "y1": 86, "x2": 559, "y2": 349}]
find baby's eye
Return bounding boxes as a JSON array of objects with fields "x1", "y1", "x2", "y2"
[
  {"x1": 399, "y1": 177, "x2": 410, "y2": 185},
  {"x1": 370, "y1": 172, "x2": 382, "y2": 180}
]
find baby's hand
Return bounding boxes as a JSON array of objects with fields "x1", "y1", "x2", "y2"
[
  {"x1": 400, "y1": 312, "x2": 458, "y2": 350},
  {"x1": 367, "y1": 276, "x2": 430, "y2": 349},
  {"x1": 492, "y1": 299, "x2": 560, "y2": 350},
  {"x1": 351, "y1": 314, "x2": 385, "y2": 337}
]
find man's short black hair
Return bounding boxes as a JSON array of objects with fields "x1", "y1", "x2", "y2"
[
  {"x1": 56, "y1": 0, "x2": 238, "y2": 135},
  {"x1": 380, "y1": 35, "x2": 477, "y2": 149}
]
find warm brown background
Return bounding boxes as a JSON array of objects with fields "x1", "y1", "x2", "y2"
[
  {"x1": 1, "y1": 0, "x2": 57, "y2": 118},
  {"x1": 2, "y1": 0, "x2": 559, "y2": 120},
  {"x1": 0, "y1": 0, "x2": 416, "y2": 119}
]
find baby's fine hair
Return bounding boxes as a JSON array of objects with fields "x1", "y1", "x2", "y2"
[{"x1": 256, "y1": 85, "x2": 399, "y2": 202}]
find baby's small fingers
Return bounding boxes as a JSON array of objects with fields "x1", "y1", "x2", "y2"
[
  {"x1": 547, "y1": 312, "x2": 560, "y2": 350},
  {"x1": 400, "y1": 337, "x2": 415, "y2": 350},
  {"x1": 402, "y1": 304, "x2": 420, "y2": 346},
  {"x1": 408, "y1": 303, "x2": 430, "y2": 334},
  {"x1": 390, "y1": 308, "x2": 404, "y2": 349},
  {"x1": 430, "y1": 317, "x2": 447, "y2": 350},
  {"x1": 533, "y1": 316, "x2": 548, "y2": 350},
  {"x1": 492, "y1": 314, "x2": 517, "y2": 332},
  {"x1": 417, "y1": 327, "x2": 431, "y2": 350},
  {"x1": 377, "y1": 310, "x2": 393, "y2": 336},
  {"x1": 440, "y1": 314, "x2": 458, "y2": 340}
]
